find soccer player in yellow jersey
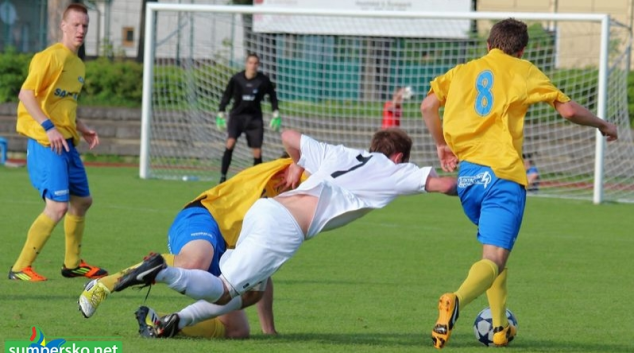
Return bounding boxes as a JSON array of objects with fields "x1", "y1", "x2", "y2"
[
  {"x1": 10, "y1": 4, "x2": 107, "y2": 282},
  {"x1": 79, "y1": 158, "x2": 303, "y2": 338},
  {"x1": 421, "y1": 18, "x2": 618, "y2": 349}
]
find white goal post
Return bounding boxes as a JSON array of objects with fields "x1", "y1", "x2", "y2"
[{"x1": 140, "y1": 3, "x2": 634, "y2": 204}]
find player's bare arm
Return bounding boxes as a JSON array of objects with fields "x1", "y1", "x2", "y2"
[
  {"x1": 255, "y1": 277, "x2": 278, "y2": 335},
  {"x1": 18, "y1": 89, "x2": 69, "y2": 154},
  {"x1": 554, "y1": 100, "x2": 618, "y2": 141},
  {"x1": 274, "y1": 162, "x2": 305, "y2": 192},
  {"x1": 281, "y1": 129, "x2": 302, "y2": 162},
  {"x1": 425, "y1": 176, "x2": 458, "y2": 196},
  {"x1": 421, "y1": 93, "x2": 458, "y2": 172}
]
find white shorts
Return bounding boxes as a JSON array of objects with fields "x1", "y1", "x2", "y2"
[{"x1": 220, "y1": 198, "x2": 304, "y2": 296}]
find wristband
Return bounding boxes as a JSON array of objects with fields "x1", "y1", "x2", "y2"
[{"x1": 41, "y1": 119, "x2": 55, "y2": 132}]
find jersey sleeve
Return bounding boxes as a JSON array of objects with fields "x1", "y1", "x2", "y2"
[
  {"x1": 525, "y1": 65, "x2": 570, "y2": 107},
  {"x1": 297, "y1": 134, "x2": 334, "y2": 174},
  {"x1": 428, "y1": 65, "x2": 459, "y2": 106},
  {"x1": 218, "y1": 75, "x2": 235, "y2": 112},
  {"x1": 391, "y1": 164, "x2": 438, "y2": 195},
  {"x1": 267, "y1": 77, "x2": 279, "y2": 111},
  {"x1": 21, "y1": 52, "x2": 57, "y2": 97}
]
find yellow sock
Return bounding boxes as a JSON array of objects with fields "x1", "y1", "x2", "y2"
[
  {"x1": 180, "y1": 318, "x2": 226, "y2": 338},
  {"x1": 13, "y1": 213, "x2": 57, "y2": 271},
  {"x1": 64, "y1": 214, "x2": 85, "y2": 269},
  {"x1": 454, "y1": 259, "x2": 498, "y2": 308},
  {"x1": 163, "y1": 253, "x2": 174, "y2": 266},
  {"x1": 486, "y1": 268, "x2": 508, "y2": 328},
  {"x1": 99, "y1": 253, "x2": 175, "y2": 292}
]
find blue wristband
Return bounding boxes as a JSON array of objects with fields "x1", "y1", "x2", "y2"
[{"x1": 41, "y1": 119, "x2": 55, "y2": 132}]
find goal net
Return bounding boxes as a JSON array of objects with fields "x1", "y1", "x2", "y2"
[{"x1": 140, "y1": 4, "x2": 634, "y2": 203}]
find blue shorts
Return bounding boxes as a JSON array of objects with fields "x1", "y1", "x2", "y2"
[
  {"x1": 167, "y1": 205, "x2": 226, "y2": 276},
  {"x1": 457, "y1": 161, "x2": 526, "y2": 251},
  {"x1": 27, "y1": 138, "x2": 90, "y2": 202}
]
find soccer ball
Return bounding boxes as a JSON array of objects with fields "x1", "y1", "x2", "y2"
[
  {"x1": 402, "y1": 86, "x2": 414, "y2": 100},
  {"x1": 473, "y1": 307, "x2": 518, "y2": 346}
]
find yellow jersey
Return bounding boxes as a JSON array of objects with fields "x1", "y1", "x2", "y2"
[
  {"x1": 16, "y1": 43, "x2": 85, "y2": 146},
  {"x1": 429, "y1": 49, "x2": 570, "y2": 185},
  {"x1": 189, "y1": 159, "x2": 301, "y2": 248}
]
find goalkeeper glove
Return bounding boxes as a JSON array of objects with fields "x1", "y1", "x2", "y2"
[
  {"x1": 216, "y1": 112, "x2": 226, "y2": 131},
  {"x1": 270, "y1": 110, "x2": 281, "y2": 132}
]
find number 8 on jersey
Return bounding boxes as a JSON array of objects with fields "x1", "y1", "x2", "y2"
[{"x1": 474, "y1": 70, "x2": 494, "y2": 116}]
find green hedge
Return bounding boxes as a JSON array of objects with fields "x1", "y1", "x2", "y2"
[
  {"x1": 82, "y1": 58, "x2": 143, "y2": 107},
  {"x1": 0, "y1": 50, "x2": 144, "y2": 107},
  {"x1": 0, "y1": 47, "x2": 32, "y2": 103}
]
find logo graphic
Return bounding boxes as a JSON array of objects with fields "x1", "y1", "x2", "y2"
[
  {"x1": 5, "y1": 327, "x2": 122, "y2": 353},
  {"x1": 458, "y1": 171, "x2": 492, "y2": 189},
  {"x1": 28, "y1": 326, "x2": 66, "y2": 350}
]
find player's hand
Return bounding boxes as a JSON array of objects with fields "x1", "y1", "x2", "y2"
[
  {"x1": 216, "y1": 112, "x2": 226, "y2": 131},
  {"x1": 437, "y1": 144, "x2": 458, "y2": 172},
  {"x1": 402, "y1": 86, "x2": 414, "y2": 100},
  {"x1": 600, "y1": 121, "x2": 618, "y2": 142},
  {"x1": 270, "y1": 110, "x2": 281, "y2": 132},
  {"x1": 81, "y1": 129, "x2": 100, "y2": 150},
  {"x1": 274, "y1": 163, "x2": 304, "y2": 192},
  {"x1": 46, "y1": 128, "x2": 69, "y2": 155}
]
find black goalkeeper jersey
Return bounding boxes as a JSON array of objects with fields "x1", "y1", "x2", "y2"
[{"x1": 218, "y1": 71, "x2": 279, "y2": 118}]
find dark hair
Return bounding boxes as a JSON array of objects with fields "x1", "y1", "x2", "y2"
[
  {"x1": 63, "y1": 3, "x2": 88, "y2": 20},
  {"x1": 246, "y1": 53, "x2": 260, "y2": 63},
  {"x1": 369, "y1": 128, "x2": 412, "y2": 162},
  {"x1": 487, "y1": 18, "x2": 528, "y2": 56}
]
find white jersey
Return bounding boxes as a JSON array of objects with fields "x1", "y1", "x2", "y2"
[{"x1": 278, "y1": 134, "x2": 437, "y2": 239}]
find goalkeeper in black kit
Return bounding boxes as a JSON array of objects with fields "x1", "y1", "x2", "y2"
[{"x1": 216, "y1": 53, "x2": 280, "y2": 184}]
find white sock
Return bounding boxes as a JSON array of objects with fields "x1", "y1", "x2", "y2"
[
  {"x1": 155, "y1": 267, "x2": 224, "y2": 302},
  {"x1": 177, "y1": 297, "x2": 243, "y2": 329}
]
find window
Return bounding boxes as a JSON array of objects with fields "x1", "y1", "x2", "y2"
[{"x1": 122, "y1": 27, "x2": 134, "y2": 47}]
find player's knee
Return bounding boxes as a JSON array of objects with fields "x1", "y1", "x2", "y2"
[
  {"x1": 70, "y1": 195, "x2": 93, "y2": 214},
  {"x1": 175, "y1": 256, "x2": 211, "y2": 271},
  {"x1": 44, "y1": 201, "x2": 68, "y2": 221},
  {"x1": 224, "y1": 324, "x2": 250, "y2": 339}
]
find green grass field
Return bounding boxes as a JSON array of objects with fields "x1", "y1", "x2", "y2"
[{"x1": 1, "y1": 166, "x2": 632, "y2": 353}]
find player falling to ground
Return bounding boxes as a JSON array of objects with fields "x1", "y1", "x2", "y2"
[
  {"x1": 113, "y1": 128, "x2": 458, "y2": 338},
  {"x1": 420, "y1": 18, "x2": 618, "y2": 349},
  {"x1": 216, "y1": 53, "x2": 280, "y2": 184},
  {"x1": 79, "y1": 158, "x2": 304, "y2": 338},
  {"x1": 10, "y1": 4, "x2": 107, "y2": 282}
]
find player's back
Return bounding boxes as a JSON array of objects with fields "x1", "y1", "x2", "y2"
[
  {"x1": 279, "y1": 135, "x2": 433, "y2": 238},
  {"x1": 434, "y1": 48, "x2": 561, "y2": 184}
]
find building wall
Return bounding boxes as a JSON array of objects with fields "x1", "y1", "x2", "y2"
[
  {"x1": 478, "y1": 0, "x2": 633, "y2": 68},
  {"x1": 83, "y1": 0, "x2": 228, "y2": 58}
]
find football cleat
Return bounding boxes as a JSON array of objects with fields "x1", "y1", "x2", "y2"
[
  {"x1": 114, "y1": 253, "x2": 165, "y2": 292},
  {"x1": 492, "y1": 324, "x2": 517, "y2": 346},
  {"x1": 78, "y1": 279, "x2": 111, "y2": 318},
  {"x1": 61, "y1": 260, "x2": 108, "y2": 279},
  {"x1": 135, "y1": 306, "x2": 180, "y2": 338},
  {"x1": 431, "y1": 293, "x2": 460, "y2": 349},
  {"x1": 8, "y1": 266, "x2": 47, "y2": 281},
  {"x1": 135, "y1": 306, "x2": 162, "y2": 338}
]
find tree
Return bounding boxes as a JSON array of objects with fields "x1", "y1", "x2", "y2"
[
  {"x1": 136, "y1": 0, "x2": 157, "y2": 63},
  {"x1": 48, "y1": 0, "x2": 85, "y2": 59},
  {"x1": 47, "y1": 0, "x2": 73, "y2": 45}
]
